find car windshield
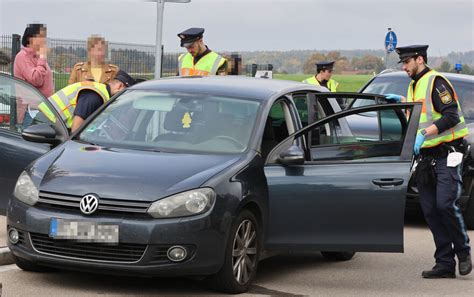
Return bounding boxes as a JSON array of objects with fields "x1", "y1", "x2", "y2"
[
  {"x1": 361, "y1": 75, "x2": 410, "y2": 96},
  {"x1": 453, "y1": 81, "x2": 474, "y2": 121},
  {"x1": 361, "y1": 74, "x2": 474, "y2": 122},
  {"x1": 78, "y1": 90, "x2": 261, "y2": 154}
]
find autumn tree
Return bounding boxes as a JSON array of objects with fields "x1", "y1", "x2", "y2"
[
  {"x1": 302, "y1": 53, "x2": 326, "y2": 74},
  {"x1": 437, "y1": 61, "x2": 451, "y2": 72},
  {"x1": 352, "y1": 55, "x2": 385, "y2": 73},
  {"x1": 302, "y1": 51, "x2": 348, "y2": 74}
]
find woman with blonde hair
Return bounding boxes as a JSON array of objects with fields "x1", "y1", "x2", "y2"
[{"x1": 68, "y1": 35, "x2": 119, "y2": 84}]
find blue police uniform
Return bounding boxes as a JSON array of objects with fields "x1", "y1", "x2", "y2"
[{"x1": 396, "y1": 45, "x2": 472, "y2": 278}]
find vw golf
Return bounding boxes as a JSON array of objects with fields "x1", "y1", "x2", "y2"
[{"x1": 2, "y1": 74, "x2": 421, "y2": 293}]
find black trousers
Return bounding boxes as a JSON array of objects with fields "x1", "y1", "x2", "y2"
[{"x1": 418, "y1": 156, "x2": 471, "y2": 270}]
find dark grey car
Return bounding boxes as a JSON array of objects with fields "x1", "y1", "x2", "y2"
[{"x1": 2, "y1": 74, "x2": 421, "y2": 293}]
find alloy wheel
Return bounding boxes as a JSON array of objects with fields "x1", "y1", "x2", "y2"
[{"x1": 232, "y1": 219, "x2": 257, "y2": 285}]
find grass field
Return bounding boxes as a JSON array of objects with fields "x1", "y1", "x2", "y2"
[
  {"x1": 53, "y1": 73, "x2": 374, "y2": 93},
  {"x1": 274, "y1": 74, "x2": 373, "y2": 92}
]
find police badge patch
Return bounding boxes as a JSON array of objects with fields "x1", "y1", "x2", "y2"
[{"x1": 439, "y1": 90, "x2": 453, "y2": 104}]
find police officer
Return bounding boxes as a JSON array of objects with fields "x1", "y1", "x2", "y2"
[
  {"x1": 39, "y1": 70, "x2": 135, "y2": 132},
  {"x1": 389, "y1": 45, "x2": 471, "y2": 278},
  {"x1": 177, "y1": 28, "x2": 227, "y2": 76},
  {"x1": 302, "y1": 61, "x2": 339, "y2": 92},
  {"x1": 68, "y1": 35, "x2": 119, "y2": 84}
]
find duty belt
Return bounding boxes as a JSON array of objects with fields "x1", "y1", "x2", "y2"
[{"x1": 420, "y1": 138, "x2": 464, "y2": 159}]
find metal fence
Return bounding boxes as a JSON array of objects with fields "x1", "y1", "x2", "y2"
[
  {"x1": 0, "y1": 34, "x2": 246, "y2": 129},
  {"x1": 0, "y1": 34, "x2": 248, "y2": 90},
  {"x1": 0, "y1": 34, "x2": 181, "y2": 91}
]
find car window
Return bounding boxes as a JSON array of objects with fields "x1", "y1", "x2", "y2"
[
  {"x1": 77, "y1": 90, "x2": 261, "y2": 154},
  {"x1": 361, "y1": 74, "x2": 474, "y2": 123},
  {"x1": 307, "y1": 106, "x2": 410, "y2": 161},
  {"x1": 452, "y1": 81, "x2": 474, "y2": 121},
  {"x1": 292, "y1": 94, "x2": 309, "y2": 126},
  {"x1": 361, "y1": 75, "x2": 410, "y2": 96},
  {"x1": 262, "y1": 100, "x2": 293, "y2": 160},
  {"x1": 269, "y1": 101, "x2": 290, "y2": 142},
  {"x1": 0, "y1": 74, "x2": 52, "y2": 133}
]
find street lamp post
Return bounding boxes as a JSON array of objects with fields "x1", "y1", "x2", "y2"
[{"x1": 152, "y1": 0, "x2": 191, "y2": 79}]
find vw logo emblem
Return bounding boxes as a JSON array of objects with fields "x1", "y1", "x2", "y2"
[{"x1": 80, "y1": 194, "x2": 99, "y2": 215}]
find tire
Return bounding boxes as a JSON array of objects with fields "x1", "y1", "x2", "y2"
[
  {"x1": 321, "y1": 251, "x2": 356, "y2": 261},
  {"x1": 207, "y1": 210, "x2": 261, "y2": 294},
  {"x1": 463, "y1": 195, "x2": 474, "y2": 230},
  {"x1": 13, "y1": 255, "x2": 54, "y2": 272}
]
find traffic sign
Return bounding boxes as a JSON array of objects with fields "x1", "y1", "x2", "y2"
[
  {"x1": 385, "y1": 30, "x2": 397, "y2": 53},
  {"x1": 455, "y1": 63, "x2": 462, "y2": 71}
]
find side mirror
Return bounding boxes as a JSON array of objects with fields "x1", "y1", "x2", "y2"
[
  {"x1": 279, "y1": 145, "x2": 305, "y2": 166},
  {"x1": 22, "y1": 124, "x2": 59, "y2": 145}
]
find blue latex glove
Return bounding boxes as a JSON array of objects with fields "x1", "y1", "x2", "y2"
[
  {"x1": 414, "y1": 133, "x2": 425, "y2": 155},
  {"x1": 384, "y1": 94, "x2": 403, "y2": 103}
]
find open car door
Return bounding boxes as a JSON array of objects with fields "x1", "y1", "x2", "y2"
[
  {"x1": 264, "y1": 99, "x2": 421, "y2": 252},
  {"x1": 0, "y1": 73, "x2": 68, "y2": 213}
]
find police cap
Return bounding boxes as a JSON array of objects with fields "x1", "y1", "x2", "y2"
[
  {"x1": 316, "y1": 61, "x2": 335, "y2": 72},
  {"x1": 114, "y1": 70, "x2": 136, "y2": 87},
  {"x1": 395, "y1": 45, "x2": 429, "y2": 63},
  {"x1": 178, "y1": 27, "x2": 204, "y2": 47}
]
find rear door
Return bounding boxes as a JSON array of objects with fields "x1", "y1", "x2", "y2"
[
  {"x1": 0, "y1": 74, "x2": 67, "y2": 213},
  {"x1": 264, "y1": 100, "x2": 421, "y2": 252}
]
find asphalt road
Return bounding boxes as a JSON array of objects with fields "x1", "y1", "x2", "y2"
[{"x1": 0, "y1": 212, "x2": 473, "y2": 297}]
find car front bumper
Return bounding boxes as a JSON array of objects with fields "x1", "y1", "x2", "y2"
[{"x1": 7, "y1": 198, "x2": 230, "y2": 277}]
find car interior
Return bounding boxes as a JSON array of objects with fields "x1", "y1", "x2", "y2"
[
  {"x1": 261, "y1": 100, "x2": 293, "y2": 160},
  {"x1": 81, "y1": 93, "x2": 260, "y2": 154}
]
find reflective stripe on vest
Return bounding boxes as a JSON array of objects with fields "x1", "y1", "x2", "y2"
[
  {"x1": 407, "y1": 69, "x2": 468, "y2": 148},
  {"x1": 178, "y1": 52, "x2": 225, "y2": 76},
  {"x1": 302, "y1": 76, "x2": 338, "y2": 92},
  {"x1": 38, "y1": 81, "x2": 109, "y2": 128}
]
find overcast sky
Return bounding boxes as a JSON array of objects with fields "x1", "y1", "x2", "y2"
[{"x1": 0, "y1": 0, "x2": 473, "y2": 55}]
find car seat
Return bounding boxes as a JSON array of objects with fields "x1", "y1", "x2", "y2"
[{"x1": 261, "y1": 116, "x2": 279, "y2": 160}]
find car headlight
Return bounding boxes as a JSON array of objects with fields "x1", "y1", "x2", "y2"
[
  {"x1": 13, "y1": 171, "x2": 39, "y2": 206},
  {"x1": 147, "y1": 188, "x2": 216, "y2": 218}
]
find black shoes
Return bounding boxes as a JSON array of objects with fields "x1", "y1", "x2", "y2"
[
  {"x1": 459, "y1": 255, "x2": 472, "y2": 276},
  {"x1": 422, "y1": 267, "x2": 456, "y2": 279}
]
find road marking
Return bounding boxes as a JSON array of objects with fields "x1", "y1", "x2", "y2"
[{"x1": 0, "y1": 264, "x2": 18, "y2": 273}]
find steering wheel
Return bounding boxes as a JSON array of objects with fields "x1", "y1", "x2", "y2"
[{"x1": 211, "y1": 135, "x2": 244, "y2": 149}]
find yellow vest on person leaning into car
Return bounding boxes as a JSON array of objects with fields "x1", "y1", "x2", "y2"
[
  {"x1": 302, "y1": 76, "x2": 338, "y2": 92},
  {"x1": 178, "y1": 52, "x2": 226, "y2": 76},
  {"x1": 38, "y1": 81, "x2": 110, "y2": 128},
  {"x1": 407, "y1": 69, "x2": 468, "y2": 148}
]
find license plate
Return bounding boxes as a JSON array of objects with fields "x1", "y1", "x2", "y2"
[{"x1": 49, "y1": 218, "x2": 119, "y2": 244}]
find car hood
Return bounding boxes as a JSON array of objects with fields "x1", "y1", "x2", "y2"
[{"x1": 38, "y1": 141, "x2": 242, "y2": 202}]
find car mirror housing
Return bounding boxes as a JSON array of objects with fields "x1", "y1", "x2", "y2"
[
  {"x1": 22, "y1": 124, "x2": 60, "y2": 145},
  {"x1": 279, "y1": 145, "x2": 305, "y2": 166}
]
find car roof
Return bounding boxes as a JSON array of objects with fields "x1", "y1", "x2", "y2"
[
  {"x1": 376, "y1": 69, "x2": 474, "y2": 82},
  {"x1": 129, "y1": 76, "x2": 326, "y2": 101}
]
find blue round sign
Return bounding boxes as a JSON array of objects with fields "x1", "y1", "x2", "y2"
[{"x1": 385, "y1": 31, "x2": 397, "y2": 53}]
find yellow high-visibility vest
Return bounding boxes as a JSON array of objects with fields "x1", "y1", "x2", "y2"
[
  {"x1": 178, "y1": 51, "x2": 226, "y2": 76},
  {"x1": 302, "y1": 76, "x2": 338, "y2": 92},
  {"x1": 38, "y1": 81, "x2": 110, "y2": 128},
  {"x1": 407, "y1": 69, "x2": 468, "y2": 148}
]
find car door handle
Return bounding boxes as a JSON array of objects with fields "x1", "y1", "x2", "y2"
[{"x1": 372, "y1": 178, "x2": 404, "y2": 187}]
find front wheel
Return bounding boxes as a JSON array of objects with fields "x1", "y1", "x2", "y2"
[
  {"x1": 321, "y1": 251, "x2": 356, "y2": 261},
  {"x1": 208, "y1": 210, "x2": 260, "y2": 294}
]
